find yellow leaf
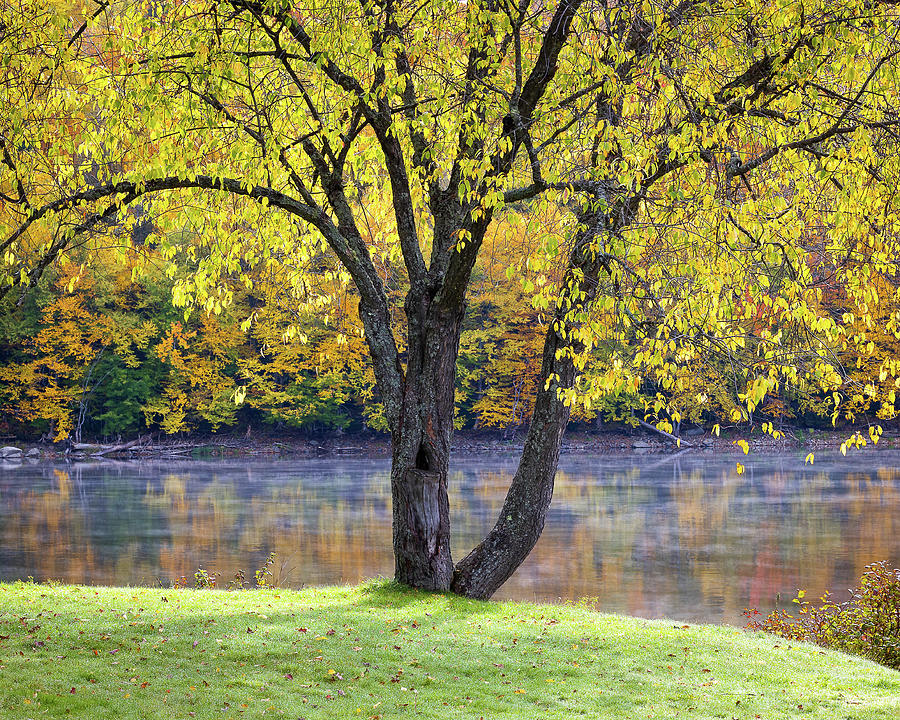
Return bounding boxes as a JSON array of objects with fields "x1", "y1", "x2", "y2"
[
  {"x1": 804, "y1": 453, "x2": 814, "y2": 465},
  {"x1": 734, "y1": 439, "x2": 749, "y2": 454},
  {"x1": 736, "y1": 462, "x2": 744, "y2": 475}
]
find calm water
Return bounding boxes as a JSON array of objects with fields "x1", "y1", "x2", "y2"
[{"x1": 1, "y1": 451, "x2": 898, "y2": 625}]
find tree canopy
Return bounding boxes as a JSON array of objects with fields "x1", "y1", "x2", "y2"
[{"x1": 4, "y1": 0, "x2": 900, "y2": 596}]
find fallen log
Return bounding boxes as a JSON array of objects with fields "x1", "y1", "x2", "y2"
[
  {"x1": 91, "y1": 438, "x2": 141, "y2": 457},
  {"x1": 635, "y1": 418, "x2": 696, "y2": 448}
]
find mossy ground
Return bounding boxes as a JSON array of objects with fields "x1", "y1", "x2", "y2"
[{"x1": 1, "y1": 580, "x2": 898, "y2": 719}]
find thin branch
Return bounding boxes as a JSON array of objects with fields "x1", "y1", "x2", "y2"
[{"x1": 1, "y1": 174, "x2": 322, "y2": 258}]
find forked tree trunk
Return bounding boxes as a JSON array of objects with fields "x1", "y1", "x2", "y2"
[{"x1": 389, "y1": 211, "x2": 608, "y2": 598}]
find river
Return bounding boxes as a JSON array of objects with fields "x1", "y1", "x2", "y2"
[{"x1": 1, "y1": 451, "x2": 897, "y2": 624}]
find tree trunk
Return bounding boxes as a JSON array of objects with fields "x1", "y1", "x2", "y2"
[
  {"x1": 450, "y1": 320, "x2": 575, "y2": 599},
  {"x1": 450, "y1": 209, "x2": 610, "y2": 599},
  {"x1": 391, "y1": 294, "x2": 462, "y2": 590},
  {"x1": 389, "y1": 207, "x2": 610, "y2": 598}
]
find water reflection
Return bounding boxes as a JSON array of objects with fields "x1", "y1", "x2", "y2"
[{"x1": 1, "y1": 452, "x2": 898, "y2": 624}]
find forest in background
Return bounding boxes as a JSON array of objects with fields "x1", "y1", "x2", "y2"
[{"x1": 3, "y1": 215, "x2": 898, "y2": 444}]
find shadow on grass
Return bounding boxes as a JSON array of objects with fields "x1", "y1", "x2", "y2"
[
  {"x1": 352, "y1": 578, "x2": 506, "y2": 618},
  {"x1": 353, "y1": 578, "x2": 452, "y2": 609}
]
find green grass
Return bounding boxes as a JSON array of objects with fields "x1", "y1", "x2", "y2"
[{"x1": 1, "y1": 581, "x2": 899, "y2": 719}]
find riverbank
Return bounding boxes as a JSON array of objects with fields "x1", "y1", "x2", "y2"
[
  {"x1": 1, "y1": 581, "x2": 898, "y2": 719},
  {"x1": 2, "y1": 425, "x2": 895, "y2": 461}
]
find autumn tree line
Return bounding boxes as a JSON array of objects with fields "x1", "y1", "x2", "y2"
[
  {"x1": 2, "y1": 211, "x2": 897, "y2": 443},
  {"x1": 4, "y1": 0, "x2": 900, "y2": 447}
]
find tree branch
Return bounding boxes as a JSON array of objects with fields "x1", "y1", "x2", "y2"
[{"x1": 1, "y1": 175, "x2": 321, "y2": 257}]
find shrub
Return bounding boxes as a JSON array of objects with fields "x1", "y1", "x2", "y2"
[{"x1": 744, "y1": 561, "x2": 900, "y2": 670}]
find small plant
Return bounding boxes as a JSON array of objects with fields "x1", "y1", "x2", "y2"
[
  {"x1": 744, "y1": 561, "x2": 900, "y2": 670},
  {"x1": 193, "y1": 566, "x2": 218, "y2": 588},
  {"x1": 173, "y1": 567, "x2": 218, "y2": 589},
  {"x1": 171, "y1": 554, "x2": 280, "y2": 590},
  {"x1": 564, "y1": 595, "x2": 600, "y2": 611},
  {"x1": 255, "y1": 552, "x2": 277, "y2": 588},
  {"x1": 227, "y1": 569, "x2": 248, "y2": 590}
]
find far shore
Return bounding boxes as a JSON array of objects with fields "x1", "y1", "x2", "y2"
[{"x1": 1, "y1": 424, "x2": 896, "y2": 462}]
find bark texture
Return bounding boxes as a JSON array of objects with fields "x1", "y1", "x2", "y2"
[
  {"x1": 393, "y1": 467, "x2": 452, "y2": 589},
  {"x1": 390, "y1": 289, "x2": 464, "y2": 590}
]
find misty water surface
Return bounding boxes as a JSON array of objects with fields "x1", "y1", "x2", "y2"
[{"x1": 1, "y1": 451, "x2": 897, "y2": 624}]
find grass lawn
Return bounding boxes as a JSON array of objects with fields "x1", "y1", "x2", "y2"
[{"x1": 1, "y1": 580, "x2": 898, "y2": 719}]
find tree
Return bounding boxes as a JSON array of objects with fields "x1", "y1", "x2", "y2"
[
  {"x1": 0, "y1": 258, "x2": 167, "y2": 441},
  {"x1": 4, "y1": 0, "x2": 900, "y2": 598}
]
